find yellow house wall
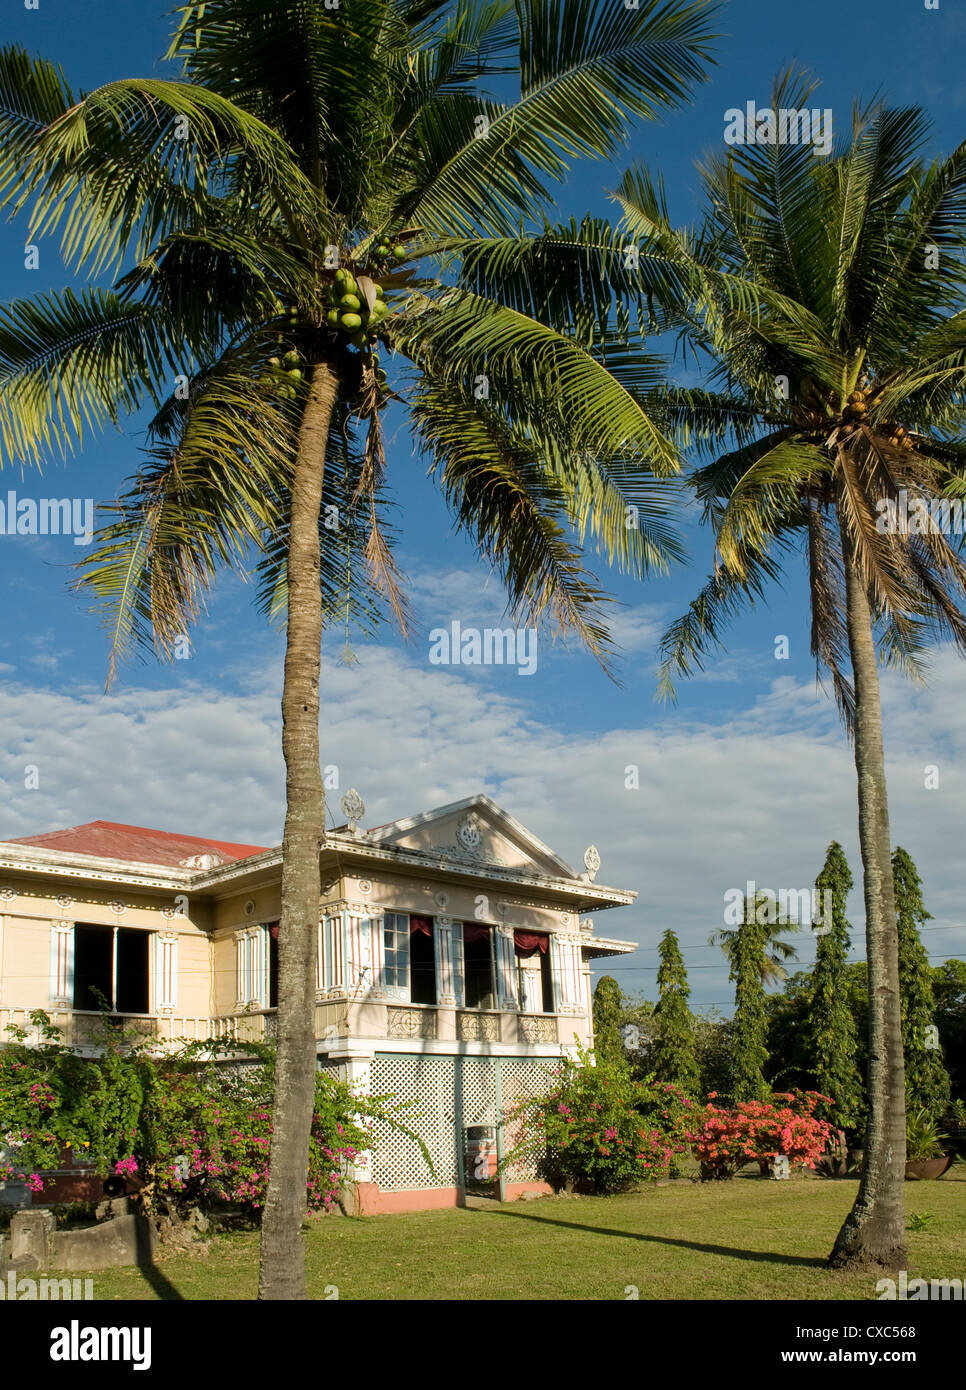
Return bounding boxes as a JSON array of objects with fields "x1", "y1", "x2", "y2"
[
  {"x1": 0, "y1": 873, "x2": 213, "y2": 1017},
  {"x1": 209, "y1": 885, "x2": 284, "y2": 1016}
]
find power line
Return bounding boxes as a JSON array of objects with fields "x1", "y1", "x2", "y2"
[
  {"x1": 597, "y1": 951, "x2": 966, "y2": 971},
  {"x1": 622, "y1": 922, "x2": 966, "y2": 952}
]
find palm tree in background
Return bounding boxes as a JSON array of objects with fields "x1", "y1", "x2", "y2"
[
  {"x1": 0, "y1": 0, "x2": 718, "y2": 1296},
  {"x1": 710, "y1": 891, "x2": 800, "y2": 986},
  {"x1": 625, "y1": 71, "x2": 966, "y2": 1269}
]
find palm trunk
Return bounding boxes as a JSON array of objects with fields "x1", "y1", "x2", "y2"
[
  {"x1": 829, "y1": 512, "x2": 906, "y2": 1270},
  {"x1": 258, "y1": 359, "x2": 339, "y2": 1300}
]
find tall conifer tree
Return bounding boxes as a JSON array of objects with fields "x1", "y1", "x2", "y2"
[
  {"x1": 592, "y1": 976, "x2": 628, "y2": 1071},
  {"x1": 806, "y1": 843, "x2": 864, "y2": 1130},
  {"x1": 728, "y1": 898, "x2": 772, "y2": 1102},
  {"x1": 651, "y1": 929, "x2": 700, "y2": 1094},
  {"x1": 893, "y1": 848, "x2": 951, "y2": 1122}
]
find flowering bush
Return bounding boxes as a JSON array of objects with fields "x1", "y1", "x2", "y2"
[
  {"x1": 135, "y1": 1058, "x2": 379, "y2": 1218},
  {"x1": 0, "y1": 1011, "x2": 428, "y2": 1218},
  {"x1": 687, "y1": 1090, "x2": 836, "y2": 1179},
  {"x1": 503, "y1": 1045, "x2": 693, "y2": 1193}
]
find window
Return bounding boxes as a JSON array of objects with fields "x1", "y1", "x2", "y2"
[
  {"x1": 515, "y1": 932, "x2": 554, "y2": 1013},
  {"x1": 380, "y1": 913, "x2": 437, "y2": 1002},
  {"x1": 539, "y1": 948, "x2": 554, "y2": 1013},
  {"x1": 409, "y1": 919, "x2": 436, "y2": 1005},
  {"x1": 462, "y1": 925, "x2": 495, "y2": 1009},
  {"x1": 73, "y1": 924, "x2": 149, "y2": 1014},
  {"x1": 382, "y1": 913, "x2": 409, "y2": 991}
]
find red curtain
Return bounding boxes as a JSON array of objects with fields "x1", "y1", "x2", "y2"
[
  {"x1": 514, "y1": 930, "x2": 548, "y2": 956},
  {"x1": 462, "y1": 922, "x2": 492, "y2": 944},
  {"x1": 410, "y1": 916, "x2": 433, "y2": 937},
  {"x1": 268, "y1": 922, "x2": 280, "y2": 940}
]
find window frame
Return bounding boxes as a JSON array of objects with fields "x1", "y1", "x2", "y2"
[
  {"x1": 71, "y1": 922, "x2": 151, "y2": 1016},
  {"x1": 460, "y1": 923, "x2": 497, "y2": 1011}
]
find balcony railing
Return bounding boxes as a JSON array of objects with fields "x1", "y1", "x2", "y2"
[
  {"x1": 0, "y1": 1007, "x2": 277, "y2": 1050},
  {"x1": 1, "y1": 1003, "x2": 562, "y2": 1051},
  {"x1": 387, "y1": 1005, "x2": 437, "y2": 1039},
  {"x1": 456, "y1": 1010, "x2": 500, "y2": 1042}
]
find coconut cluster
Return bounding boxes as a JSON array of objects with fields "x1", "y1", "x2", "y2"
[
  {"x1": 265, "y1": 349, "x2": 303, "y2": 400},
  {"x1": 842, "y1": 389, "x2": 868, "y2": 422},
  {"x1": 324, "y1": 267, "x2": 390, "y2": 348}
]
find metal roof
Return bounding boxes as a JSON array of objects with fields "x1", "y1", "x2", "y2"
[{"x1": 5, "y1": 820, "x2": 268, "y2": 868}]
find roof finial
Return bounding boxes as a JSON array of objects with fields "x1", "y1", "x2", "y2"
[
  {"x1": 341, "y1": 788, "x2": 366, "y2": 837},
  {"x1": 582, "y1": 845, "x2": 601, "y2": 882}
]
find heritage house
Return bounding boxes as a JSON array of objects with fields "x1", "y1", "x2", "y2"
[{"x1": 0, "y1": 794, "x2": 635, "y2": 1212}]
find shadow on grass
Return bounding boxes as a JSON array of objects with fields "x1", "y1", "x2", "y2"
[
  {"x1": 134, "y1": 1217, "x2": 184, "y2": 1300},
  {"x1": 485, "y1": 1205, "x2": 828, "y2": 1269}
]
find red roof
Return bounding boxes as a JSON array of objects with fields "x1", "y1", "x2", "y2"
[{"x1": 5, "y1": 821, "x2": 270, "y2": 868}]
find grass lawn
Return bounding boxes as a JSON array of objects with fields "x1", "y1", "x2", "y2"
[{"x1": 66, "y1": 1173, "x2": 966, "y2": 1301}]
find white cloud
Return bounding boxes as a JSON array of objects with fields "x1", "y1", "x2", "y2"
[{"x1": 1, "y1": 643, "x2": 965, "y2": 1011}]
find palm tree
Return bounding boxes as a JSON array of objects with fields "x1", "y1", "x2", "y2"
[
  {"x1": 626, "y1": 71, "x2": 966, "y2": 1269},
  {"x1": 711, "y1": 891, "x2": 800, "y2": 986},
  {"x1": 0, "y1": 0, "x2": 717, "y2": 1296}
]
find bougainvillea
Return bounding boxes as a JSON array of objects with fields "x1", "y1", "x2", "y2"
[
  {"x1": 502, "y1": 1044, "x2": 694, "y2": 1193},
  {"x1": 0, "y1": 1011, "x2": 428, "y2": 1217},
  {"x1": 687, "y1": 1090, "x2": 836, "y2": 1178}
]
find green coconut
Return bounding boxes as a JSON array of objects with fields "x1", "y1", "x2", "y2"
[{"x1": 340, "y1": 312, "x2": 363, "y2": 331}]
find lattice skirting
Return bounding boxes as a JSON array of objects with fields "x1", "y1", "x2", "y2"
[{"x1": 363, "y1": 1053, "x2": 559, "y2": 1191}]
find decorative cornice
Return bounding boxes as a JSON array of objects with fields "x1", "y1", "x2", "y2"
[{"x1": 0, "y1": 834, "x2": 634, "y2": 912}]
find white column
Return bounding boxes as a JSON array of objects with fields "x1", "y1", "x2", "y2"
[
  {"x1": 154, "y1": 932, "x2": 178, "y2": 1012},
  {"x1": 234, "y1": 927, "x2": 260, "y2": 1006},
  {"x1": 551, "y1": 932, "x2": 584, "y2": 1014},
  {"x1": 111, "y1": 925, "x2": 119, "y2": 1011},
  {"x1": 49, "y1": 921, "x2": 74, "y2": 1005},
  {"x1": 325, "y1": 912, "x2": 345, "y2": 995},
  {"x1": 433, "y1": 918, "x2": 459, "y2": 1006},
  {"x1": 345, "y1": 912, "x2": 372, "y2": 994}
]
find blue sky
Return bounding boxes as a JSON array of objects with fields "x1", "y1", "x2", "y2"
[{"x1": 1, "y1": 0, "x2": 965, "y2": 1009}]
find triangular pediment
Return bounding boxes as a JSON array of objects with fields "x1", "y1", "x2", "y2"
[{"x1": 367, "y1": 795, "x2": 578, "y2": 880}]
